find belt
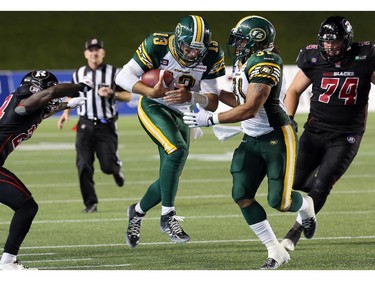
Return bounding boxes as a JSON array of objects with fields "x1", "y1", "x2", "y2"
[{"x1": 80, "y1": 116, "x2": 115, "y2": 125}]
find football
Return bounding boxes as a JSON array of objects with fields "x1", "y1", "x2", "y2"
[{"x1": 141, "y1": 69, "x2": 173, "y2": 88}]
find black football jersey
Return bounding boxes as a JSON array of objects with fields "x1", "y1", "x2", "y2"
[
  {"x1": 0, "y1": 85, "x2": 45, "y2": 166},
  {"x1": 297, "y1": 41, "x2": 375, "y2": 134}
]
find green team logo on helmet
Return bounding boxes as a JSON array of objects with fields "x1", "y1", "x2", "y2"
[
  {"x1": 172, "y1": 15, "x2": 211, "y2": 67},
  {"x1": 250, "y1": 28, "x2": 267, "y2": 42},
  {"x1": 227, "y1": 15, "x2": 276, "y2": 62}
]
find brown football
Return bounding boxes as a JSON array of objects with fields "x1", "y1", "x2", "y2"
[{"x1": 141, "y1": 69, "x2": 173, "y2": 88}]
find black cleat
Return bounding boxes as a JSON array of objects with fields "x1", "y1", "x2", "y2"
[
  {"x1": 126, "y1": 204, "x2": 144, "y2": 248},
  {"x1": 82, "y1": 203, "x2": 97, "y2": 213},
  {"x1": 114, "y1": 171, "x2": 125, "y2": 187},
  {"x1": 260, "y1": 258, "x2": 282, "y2": 270},
  {"x1": 302, "y1": 217, "x2": 317, "y2": 239},
  {"x1": 299, "y1": 195, "x2": 317, "y2": 239},
  {"x1": 160, "y1": 211, "x2": 190, "y2": 243}
]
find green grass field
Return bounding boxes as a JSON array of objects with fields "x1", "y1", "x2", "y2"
[{"x1": 0, "y1": 113, "x2": 375, "y2": 275}]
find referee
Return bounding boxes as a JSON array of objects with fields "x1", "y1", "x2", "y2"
[{"x1": 58, "y1": 38, "x2": 132, "y2": 213}]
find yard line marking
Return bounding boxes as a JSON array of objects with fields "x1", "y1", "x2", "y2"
[
  {"x1": 1, "y1": 210, "x2": 375, "y2": 225},
  {"x1": 17, "y1": 175, "x2": 375, "y2": 189},
  {"x1": 12, "y1": 188, "x2": 375, "y2": 204},
  {"x1": 18, "y1": 252, "x2": 54, "y2": 257},
  {"x1": 20, "y1": 235, "x2": 375, "y2": 250},
  {"x1": 24, "y1": 178, "x2": 233, "y2": 188},
  {"x1": 26, "y1": 258, "x2": 94, "y2": 263},
  {"x1": 38, "y1": 264, "x2": 131, "y2": 270}
]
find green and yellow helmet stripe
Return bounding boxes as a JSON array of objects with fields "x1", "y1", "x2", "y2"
[
  {"x1": 190, "y1": 15, "x2": 205, "y2": 47},
  {"x1": 234, "y1": 15, "x2": 252, "y2": 29}
]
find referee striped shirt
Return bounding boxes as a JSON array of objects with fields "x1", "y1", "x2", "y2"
[{"x1": 72, "y1": 64, "x2": 119, "y2": 121}]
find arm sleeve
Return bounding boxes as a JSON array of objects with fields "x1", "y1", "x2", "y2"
[{"x1": 115, "y1": 59, "x2": 144, "y2": 92}]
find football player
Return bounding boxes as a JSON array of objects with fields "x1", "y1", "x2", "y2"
[
  {"x1": 115, "y1": 15, "x2": 225, "y2": 247},
  {"x1": 0, "y1": 70, "x2": 89, "y2": 270},
  {"x1": 183, "y1": 15, "x2": 317, "y2": 270},
  {"x1": 280, "y1": 16, "x2": 375, "y2": 251}
]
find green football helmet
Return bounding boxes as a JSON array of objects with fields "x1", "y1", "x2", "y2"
[
  {"x1": 173, "y1": 15, "x2": 212, "y2": 67},
  {"x1": 227, "y1": 15, "x2": 276, "y2": 62}
]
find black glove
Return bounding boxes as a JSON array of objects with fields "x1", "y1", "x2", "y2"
[{"x1": 289, "y1": 115, "x2": 298, "y2": 133}]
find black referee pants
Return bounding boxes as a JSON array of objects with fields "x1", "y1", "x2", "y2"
[{"x1": 76, "y1": 117, "x2": 122, "y2": 207}]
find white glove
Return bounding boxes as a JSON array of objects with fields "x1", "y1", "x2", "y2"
[
  {"x1": 67, "y1": 97, "x2": 86, "y2": 109},
  {"x1": 79, "y1": 76, "x2": 93, "y2": 90},
  {"x1": 183, "y1": 104, "x2": 215, "y2": 128}
]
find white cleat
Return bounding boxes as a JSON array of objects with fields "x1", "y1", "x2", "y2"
[
  {"x1": 0, "y1": 260, "x2": 37, "y2": 270},
  {"x1": 261, "y1": 245, "x2": 290, "y2": 270}
]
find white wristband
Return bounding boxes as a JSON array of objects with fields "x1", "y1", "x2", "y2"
[{"x1": 212, "y1": 113, "x2": 220, "y2": 125}]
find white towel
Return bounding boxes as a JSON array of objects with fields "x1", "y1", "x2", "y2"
[{"x1": 212, "y1": 125, "x2": 243, "y2": 142}]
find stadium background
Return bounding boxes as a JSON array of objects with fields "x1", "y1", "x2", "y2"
[{"x1": 0, "y1": 11, "x2": 374, "y2": 114}]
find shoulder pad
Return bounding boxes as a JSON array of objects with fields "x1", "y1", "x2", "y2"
[
  {"x1": 305, "y1": 44, "x2": 318, "y2": 50},
  {"x1": 134, "y1": 32, "x2": 172, "y2": 70},
  {"x1": 13, "y1": 84, "x2": 42, "y2": 98},
  {"x1": 203, "y1": 42, "x2": 226, "y2": 78},
  {"x1": 296, "y1": 45, "x2": 320, "y2": 68},
  {"x1": 248, "y1": 51, "x2": 282, "y2": 65},
  {"x1": 350, "y1": 41, "x2": 375, "y2": 60}
]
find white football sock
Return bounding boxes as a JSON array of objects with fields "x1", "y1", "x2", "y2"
[
  {"x1": 0, "y1": 252, "x2": 16, "y2": 264},
  {"x1": 135, "y1": 203, "x2": 146, "y2": 215},
  {"x1": 250, "y1": 220, "x2": 278, "y2": 248},
  {"x1": 161, "y1": 206, "x2": 175, "y2": 215}
]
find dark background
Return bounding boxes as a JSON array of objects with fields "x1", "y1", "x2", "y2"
[{"x1": 0, "y1": 11, "x2": 373, "y2": 70}]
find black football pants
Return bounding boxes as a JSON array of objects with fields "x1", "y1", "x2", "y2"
[
  {"x1": 293, "y1": 129, "x2": 362, "y2": 213},
  {"x1": 0, "y1": 167, "x2": 38, "y2": 255}
]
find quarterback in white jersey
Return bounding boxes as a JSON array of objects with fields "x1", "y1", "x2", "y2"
[{"x1": 115, "y1": 15, "x2": 225, "y2": 248}]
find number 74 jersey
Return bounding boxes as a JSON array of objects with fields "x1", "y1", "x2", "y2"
[{"x1": 297, "y1": 41, "x2": 375, "y2": 134}]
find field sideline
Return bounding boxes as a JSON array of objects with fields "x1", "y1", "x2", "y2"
[{"x1": 0, "y1": 113, "x2": 374, "y2": 276}]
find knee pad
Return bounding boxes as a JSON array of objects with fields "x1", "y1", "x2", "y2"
[
  {"x1": 267, "y1": 192, "x2": 283, "y2": 211},
  {"x1": 168, "y1": 148, "x2": 188, "y2": 165},
  {"x1": 308, "y1": 179, "x2": 332, "y2": 214},
  {"x1": 18, "y1": 198, "x2": 39, "y2": 219},
  {"x1": 309, "y1": 178, "x2": 332, "y2": 198}
]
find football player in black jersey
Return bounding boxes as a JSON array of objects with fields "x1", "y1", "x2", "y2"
[
  {"x1": 281, "y1": 16, "x2": 375, "y2": 252},
  {"x1": 0, "y1": 70, "x2": 90, "y2": 270}
]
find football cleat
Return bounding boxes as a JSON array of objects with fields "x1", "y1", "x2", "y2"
[
  {"x1": 126, "y1": 203, "x2": 144, "y2": 248},
  {"x1": 0, "y1": 260, "x2": 37, "y2": 270},
  {"x1": 113, "y1": 171, "x2": 125, "y2": 187},
  {"x1": 82, "y1": 203, "x2": 97, "y2": 213},
  {"x1": 260, "y1": 258, "x2": 281, "y2": 270},
  {"x1": 261, "y1": 246, "x2": 290, "y2": 270},
  {"x1": 160, "y1": 211, "x2": 190, "y2": 243},
  {"x1": 302, "y1": 217, "x2": 317, "y2": 239},
  {"x1": 299, "y1": 196, "x2": 317, "y2": 239}
]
